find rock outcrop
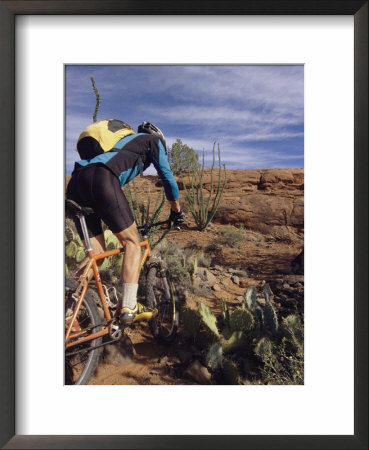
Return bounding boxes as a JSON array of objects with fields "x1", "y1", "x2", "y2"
[{"x1": 66, "y1": 168, "x2": 304, "y2": 234}]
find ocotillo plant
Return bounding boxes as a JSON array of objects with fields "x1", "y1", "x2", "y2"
[
  {"x1": 182, "y1": 143, "x2": 227, "y2": 231},
  {"x1": 123, "y1": 179, "x2": 169, "y2": 249},
  {"x1": 90, "y1": 76, "x2": 100, "y2": 122}
]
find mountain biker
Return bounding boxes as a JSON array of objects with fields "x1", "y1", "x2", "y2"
[{"x1": 66, "y1": 120, "x2": 185, "y2": 323}]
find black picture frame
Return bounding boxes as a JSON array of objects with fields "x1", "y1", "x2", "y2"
[{"x1": 0, "y1": 1, "x2": 367, "y2": 449}]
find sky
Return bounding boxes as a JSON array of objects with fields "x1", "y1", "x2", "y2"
[{"x1": 65, "y1": 65, "x2": 304, "y2": 175}]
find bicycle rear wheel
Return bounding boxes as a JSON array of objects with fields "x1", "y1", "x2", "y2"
[
  {"x1": 146, "y1": 265, "x2": 179, "y2": 344},
  {"x1": 65, "y1": 279, "x2": 103, "y2": 385}
]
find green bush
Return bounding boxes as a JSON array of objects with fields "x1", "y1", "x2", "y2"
[
  {"x1": 154, "y1": 241, "x2": 192, "y2": 288},
  {"x1": 216, "y1": 225, "x2": 245, "y2": 248},
  {"x1": 169, "y1": 138, "x2": 200, "y2": 175}
]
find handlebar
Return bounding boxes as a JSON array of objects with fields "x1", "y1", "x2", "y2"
[{"x1": 137, "y1": 219, "x2": 172, "y2": 236}]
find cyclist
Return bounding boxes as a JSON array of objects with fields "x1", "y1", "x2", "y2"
[{"x1": 66, "y1": 120, "x2": 185, "y2": 323}]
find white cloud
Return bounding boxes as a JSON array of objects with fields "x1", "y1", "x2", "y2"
[{"x1": 65, "y1": 65, "x2": 304, "y2": 172}]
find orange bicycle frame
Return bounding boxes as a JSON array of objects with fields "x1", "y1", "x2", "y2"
[{"x1": 65, "y1": 239, "x2": 152, "y2": 349}]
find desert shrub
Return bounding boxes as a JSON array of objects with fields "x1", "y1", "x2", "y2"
[
  {"x1": 254, "y1": 314, "x2": 304, "y2": 385},
  {"x1": 197, "y1": 251, "x2": 211, "y2": 268},
  {"x1": 216, "y1": 225, "x2": 245, "y2": 248},
  {"x1": 254, "y1": 336, "x2": 304, "y2": 385},
  {"x1": 205, "y1": 242, "x2": 223, "y2": 253},
  {"x1": 169, "y1": 138, "x2": 200, "y2": 175},
  {"x1": 271, "y1": 229, "x2": 293, "y2": 244},
  {"x1": 154, "y1": 241, "x2": 198, "y2": 288},
  {"x1": 185, "y1": 239, "x2": 201, "y2": 250}
]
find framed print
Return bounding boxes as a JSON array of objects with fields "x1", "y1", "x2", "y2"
[{"x1": 0, "y1": 1, "x2": 367, "y2": 449}]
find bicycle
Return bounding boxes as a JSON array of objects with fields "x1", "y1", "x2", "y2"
[{"x1": 65, "y1": 199, "x2": 180, "y2": 385}]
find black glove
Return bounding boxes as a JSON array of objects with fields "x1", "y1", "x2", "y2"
[{"x1": 169, "y1": 210, "x2": 186, "y2": 226}]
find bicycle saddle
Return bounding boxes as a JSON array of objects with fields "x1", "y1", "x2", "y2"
[{"x1": 65, "y1": 199, "x2": 95, "y2": 217}]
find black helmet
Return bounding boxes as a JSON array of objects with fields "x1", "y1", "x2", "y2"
[{"x1": 137, "y1": 122, "x2": 168, "y2": 154}]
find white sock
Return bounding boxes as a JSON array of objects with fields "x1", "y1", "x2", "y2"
[{"x1": 122, "y1": 283, "x2": 138, "y2": 310}]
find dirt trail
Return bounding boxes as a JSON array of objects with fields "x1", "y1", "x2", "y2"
[{"x1": 90, "y1": 323, "x2": 193, "y2": 385}]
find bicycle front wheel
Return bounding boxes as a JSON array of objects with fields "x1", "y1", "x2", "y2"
[
  {"x1": 65, "y1": 279, "x2": 103, "y2": 385},
  {"x1": 146, "y1": 265, "x2": 179, "y2": 344}
]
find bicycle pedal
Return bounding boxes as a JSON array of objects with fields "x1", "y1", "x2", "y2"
[{"x1": 109, "y1": 322, "x2": 123, "y2": 340}]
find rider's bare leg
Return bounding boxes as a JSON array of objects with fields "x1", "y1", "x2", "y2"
[
  {"x1": 114, "y1": 222, "x2": 148, "y2": 320},
  {"x1": 115, "y1": 222, "x2": 141, "y2": 284}
]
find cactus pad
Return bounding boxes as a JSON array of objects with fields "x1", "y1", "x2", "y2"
[
  {"x1": 220, "y1": 298, "x2": 230, "y2": 328},
  {"x1": 107, "y1": 241, "x2": 116, "y2": 251},
  {"x1": 263, "y1": 283, "x2": 274, "y2": 303},
  {"x1": 197, "y1": 301, "x2": 219, "y2": 336},
  {"x1": 65, "y1": 241, "x2": 78, "y2": 258},
  {"x1": 243, "y1": 286, "x2": 257, "y2": 311},
  {"x1": 264, "y1": 302, "x2": 279, "y2": 334},
  {"x1": 221, "y1": 331, "x2": 246, "y2": 354},
  {"x1": 106, "y1": 234, "x2": 120, "y2": 248},
  {"x1": 75, "y1": 249, "x2": 86, "y2": 264},
  {"x1": 99, "y1": 257, "x2": 110, "y2": 271},
  {"x1": 181, "y1": 307, "x2": 202, "y2": 339},
  {"x1": 206, "y1": 342, "x2": 223, "y2": 371},
  {"x1": 229, "y1": 308, "x2": 254, "y2": 333},
  {"x1": 104, "y1": 229, "x2": 113, "y2": 240},
  {"x1": 65, "y1": 226, "x2": 75, "y2": 242}
]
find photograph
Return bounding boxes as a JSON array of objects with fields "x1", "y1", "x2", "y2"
[
  {"x1": 65, "y1": 65, "x2": 304, "y2": 386},
  {"x1": 1, "y1": 0, "x2": 366, "y2": 447}
]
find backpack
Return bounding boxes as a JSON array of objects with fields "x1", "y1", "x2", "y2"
[{"x1": 77, "y1": 119, "x2": 135, "y2": 159}]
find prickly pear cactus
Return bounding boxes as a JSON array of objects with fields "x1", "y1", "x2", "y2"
[
  {"x1": 75, "y1": 234, "x2": 83, "y2": 247},
  {"x1": 197, "y1": 301, "x2": 219, "y2": 337},
  {"x1": 229, "y1": 308, "x2": 254, "y2": 333},
  {"x1": 243, "y1": 286, "x2": 257, "y2": 311},
  {"x1": 181, "y1": 307, "x2": 202, "y2": 340},
  {"x1": 222, "y1": 358, "x2": 241, "y2": 385},
  {"x1": 197, "y1": 328, "x2": 219, "y2": 348},
  {"x1": 263, "y1": 283, "x2": 274, "y2": 303},
  {"x1": 106, "y1": 233, "x2": 120, "y2": 249},
  {"x1": 65, "y1": 226, "x2": 75, "y2": 242},
  {"x1": 104, "y1": 229, "x2": 113, "y2": 239},
  {"x1": 220, "y1": 298, "x2": 230, "y2": 328},
  {"x1": 75, "y1": 249, "x2": 86, "y2": 264},
  {"x1": 221, "y1": 331, "x2": 246, "y2": 354},
  {"x1": 99, "y1": 257, "x2": 110, "y2": 271},
  {"x1": 264, "y1": 302, "x2": 279, "y2": 334},
  {"x1": 65, "y1": 241, "x2": 78, "y2": 258},
  {"x1": 206, "y1": 342, "x2": 223, "y2": 371},
  {"x1": 254, "y1": 305, "x2": 264, "y2": 326},
  {"x1": 107, "y1": 241, "x2": 117, "y2": 251}
]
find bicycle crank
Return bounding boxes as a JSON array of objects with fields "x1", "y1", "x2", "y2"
[{"x1": 109, "y1": 320, "x2": 123, "y2": 340}]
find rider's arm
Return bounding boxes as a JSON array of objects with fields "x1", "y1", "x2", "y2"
[{"x1": 150, "y1": 139, "x2": 180, "y2": 205}]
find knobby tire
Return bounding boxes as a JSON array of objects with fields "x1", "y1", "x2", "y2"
[
  {"x1": 65, "y1": 279, "x2": 103, "y2": 385},
  {"x1": 146, "y1": 266, "x2": 179, "y2": 344}
]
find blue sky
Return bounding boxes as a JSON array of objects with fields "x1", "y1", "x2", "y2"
[{"x1": 65, "y1": 65, "x2": 304, "y2": 174}]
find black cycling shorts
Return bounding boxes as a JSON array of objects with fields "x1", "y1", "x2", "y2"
[{"x1": 66, "y1": 164, "x2": 134, "y2": 238}]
